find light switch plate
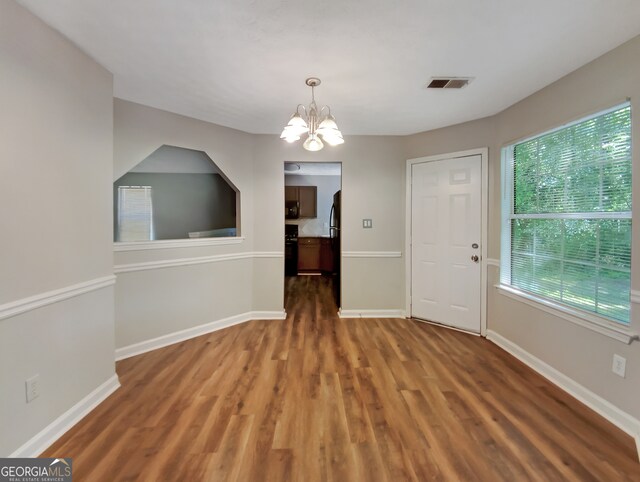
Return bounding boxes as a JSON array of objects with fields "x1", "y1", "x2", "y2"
[{"x1": 363, "y1": 219, "x2": 373, "y2": 229}]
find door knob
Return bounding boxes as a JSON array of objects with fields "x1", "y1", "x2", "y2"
[{"x1": 471, "y1": 255, "x2": 479, "y2": 263}]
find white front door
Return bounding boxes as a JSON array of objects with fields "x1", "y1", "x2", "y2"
[{"x1": 411, "y1": 155, "x2": 482, "y2": 333}]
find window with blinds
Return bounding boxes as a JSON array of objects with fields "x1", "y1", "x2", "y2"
[
  {"x1": 500, "y1": 104, "x2": 632, "y2": 324},
  {"x1": 117, "y1": 186, "x2": 154, "y2": 242}
]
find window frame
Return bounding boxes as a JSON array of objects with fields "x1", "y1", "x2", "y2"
[{"x1": 499, "y1": 103, "x2": 637, "y2": 344}]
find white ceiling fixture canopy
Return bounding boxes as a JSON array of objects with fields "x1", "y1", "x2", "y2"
[{"x1": 280, "y1": 78, "x2": 344, "y2": 151}]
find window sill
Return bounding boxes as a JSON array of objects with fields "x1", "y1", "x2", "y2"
[
  {"x1": 114, "y1": 237, "x2": 245, "y2": 252},
  {"x1": 495, "y1": 284, "x2": 638, "y2": 344}
]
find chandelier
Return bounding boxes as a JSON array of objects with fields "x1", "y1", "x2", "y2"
[{"x1": 280, "y1": 78, "x2": 344, "y2": 151}]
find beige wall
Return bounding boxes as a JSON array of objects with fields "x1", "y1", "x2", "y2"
[
  {"x1": 405, "y1": 36, "x2": 640, "y2": 421},
  {"x1": 252, "y1": 135, "x2": 406, "y2": 311},
  {"x1": 0, "y1": 0, "x2": 115, "y2": 456}
]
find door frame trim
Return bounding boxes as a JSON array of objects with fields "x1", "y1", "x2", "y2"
[{"x1": 405, "y1": 148, "x2": 489, "y2": 336}]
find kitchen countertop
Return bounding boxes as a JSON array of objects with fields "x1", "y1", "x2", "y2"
[{"x1": 297, "y1": 235, "x2": 331, "y2": 238}]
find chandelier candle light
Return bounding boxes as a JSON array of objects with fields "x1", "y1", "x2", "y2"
[{"x1": 280, "y1": 78, "x2": 344, "y2": 151}]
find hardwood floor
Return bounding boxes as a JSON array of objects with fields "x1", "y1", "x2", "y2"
[{"x1": 44, "y1": 275, "x2": 640, "y2": 481}]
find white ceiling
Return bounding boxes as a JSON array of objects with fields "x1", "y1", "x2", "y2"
[{"x1": 17, "y1": 0, "x2": 640, "y2": 135}]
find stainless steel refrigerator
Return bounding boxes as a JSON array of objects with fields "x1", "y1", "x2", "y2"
[{"x1": 329, "y1": 190, "x2": 341, "y2": 307}]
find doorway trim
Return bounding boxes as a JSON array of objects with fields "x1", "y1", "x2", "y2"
[{"x1": 405, "y1": 148, "x2": 489, "y2": 336}]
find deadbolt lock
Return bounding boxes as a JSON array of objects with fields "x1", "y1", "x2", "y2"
[{"x1": 472, "y1": 243, "x2": 479, "y2": 249}]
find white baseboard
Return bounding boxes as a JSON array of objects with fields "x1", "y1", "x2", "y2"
[
  {"x1": 9, "y1": 374, "x2": 120, "y2": 458},
  {"x1": 486, "y1": 330, "x2": 640, "y2": 459},
  {"x1": 338, "y1": 309, "x2": 406, "y2": 319},
  {"x1": 115, "y1": 310, "x2": 286, "y2": 361}
]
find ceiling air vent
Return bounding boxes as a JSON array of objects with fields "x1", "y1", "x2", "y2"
[{"x1": 427, "y1": 77, "x2": 473, "y2": 89}]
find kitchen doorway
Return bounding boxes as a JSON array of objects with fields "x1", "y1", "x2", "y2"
[{"x1": 284, "y1": 162, "x2": 342, "y2": 311}]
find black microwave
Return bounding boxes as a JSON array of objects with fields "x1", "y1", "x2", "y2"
[{"x1": 285, "y1": 201, "x2": 299, "y2": 219}]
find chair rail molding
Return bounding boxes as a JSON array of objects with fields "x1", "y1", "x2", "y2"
[
  {"x1": 0, "y1": 275, "x2": 116, "y2": 321},
  {"x1": 114, "y1": 252, "x2": 283, "y2": 274},
  {"x1": 342, "y1": 251, "x2": 402, "y2": 258}
]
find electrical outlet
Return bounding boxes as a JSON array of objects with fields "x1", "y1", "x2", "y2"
[
  {"x1": 25, "y1": 375, "x2": 40, "y2": 403},
  {"x1": 612, "y1": 354, "x2": 626, "y2": 378},
  {"x1": 363, "y1": 219, "x2": 373, "y2": 228}
]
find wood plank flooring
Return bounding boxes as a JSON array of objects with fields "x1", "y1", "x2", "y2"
[{"x1": 43, "y1": 276, "x2": 640, "y2": 481}]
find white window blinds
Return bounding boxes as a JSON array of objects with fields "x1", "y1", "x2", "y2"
[
  {"x1": 117, "y1": 186, "x2": 154, "y2": 242},
  {"x1": 501, "y1": 104, "x2": 632, "y2": 324}
]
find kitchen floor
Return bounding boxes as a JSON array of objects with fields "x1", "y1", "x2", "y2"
[{"x1": 285, "y1": 274, "x2": 336, "y2": 316}]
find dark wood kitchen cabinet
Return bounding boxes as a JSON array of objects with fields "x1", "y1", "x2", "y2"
[
  {"x1": 298, "y1": 237, "x2": 333, "y2": 273},
  {"x1": 320, "y1": 238, "x2": 334, "y2": 273},
  {"x1": 298, "y1": 237, "x2": 321, "y2": 271},
  {"x1": 284, "y1": 186, "x2": 298, "y2": 203},
  {"x1": 285, "y1": 186, "x2": 317, "y2": 218}
]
